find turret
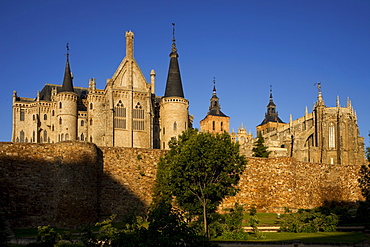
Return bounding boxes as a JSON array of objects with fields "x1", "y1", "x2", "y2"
[
  {"x1": 160, "y1": 24, "x2": 189, "y2": 149},
  {"x1": 56, "y1": 44, "x2": 78, "y2": 142}
]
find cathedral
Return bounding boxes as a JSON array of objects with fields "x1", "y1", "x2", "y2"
[
  {"x1": 12, "y1": 29, "x2": 192, "y2": 149},
  {"x1": 233, "y1": 85, "x2": 366, "y2": 165}
]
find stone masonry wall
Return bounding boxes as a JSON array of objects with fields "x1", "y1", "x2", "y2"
[
  {"x1": 0, "y1": 142, "x2": 101, "y2": 228},
  {"x1": 99, "y1": 147, "x2": 166, "y2": 218},
  {"x1": 0, "y1": 142, "x2": 364, "y2": 228},
  {"x1": 220, "y1": 157, "x2": 364, "y2": 212}
]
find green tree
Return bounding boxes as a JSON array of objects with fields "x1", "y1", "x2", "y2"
[
  {"x1": 366, "y1": 147, "x2": 370, "y2": 162},
  {"x1": 252, "y1": 133, "x2": 271, "y2": 158},
  {"x1": 155, "y1": 129, "x2": 246, "y2": 238}
]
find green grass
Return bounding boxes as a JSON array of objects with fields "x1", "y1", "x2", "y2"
[
  {"x1": 243, "y1": 212, "x2": 281, "y2": 226},
  {"x1": 252, "y1": 232, "x2": 368, "y2": 243}
]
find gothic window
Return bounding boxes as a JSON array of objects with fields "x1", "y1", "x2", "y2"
[
  {"x1": 90, "y1": 103, "x2": 93, "y2": 110},
  {"x1": 52, "y1": 110, "x2": 55, "y2": 116},
  {"x1": 114, "y1": 100, "x2": 126, "y2": 129},
  {"x1": 43, "y1": 130, "x2": 47, "y2": 142},
  {"x1": 52, "y1": 125, "x2": 54, "y2": 131},
  {"x1": 133, "y1": 102, "x2": 144, "y2": 130},
  {"x1": 44, "y1": 114, "x2": 47, "y2": 120},
  {"x1": 20, "y1": 131, "x2": 24, "y2": 143},
  {"x1": 81, "y1": 120, "x2": 84, "y2": 126},
  {"x1": 90, "y1": 136, "x2": 93, "y2": 142},
  {"x1": 81, "y1": 133, "x2": 85, "y2": 141},
  {"x1": 20, "y1": 109, "x2": 25, "y2": 121},
  {"x1": 163, "y1": 127, "x2": 165, "y2": 135},
  {"x1": 33, "y1": 115, "x2": 35, "y2": 121},
  {"x1": 59, "y1": 102, "x2": 62, "y2": 109},
  {"x1": 25, "y1": 138, "x2": 28, "y2": 143},
  {"x1": 329, "y1": 123, "x2": 335, "y2": 148},
  {"x1": 174, "y1": 122, "x2": 177, "y2": 131}
]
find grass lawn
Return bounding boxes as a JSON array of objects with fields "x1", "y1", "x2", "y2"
[
  {"x1": 253, "y1": 232, "x2": 368, "y2": 243},
  {"x1": 215, "y1": 232, "x2": 368, "y2": 243}
]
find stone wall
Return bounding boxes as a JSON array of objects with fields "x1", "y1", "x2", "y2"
[
  {"x1": 0, "y1": 142, "x2": 365, "y2": 228},
  {"x1": 220, "y1": 157, "x2": 364, "y2": 212},
  {"x1": 0, "y1": 142, "x2": 101, "y2": 228},
  {"x1": 99, "y1": 147, "x2": 166, "y2": 218}
]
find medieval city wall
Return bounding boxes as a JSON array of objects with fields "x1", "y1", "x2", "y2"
[{"x1": 0, "y1": 142, "x2": 364, "y2": 228}]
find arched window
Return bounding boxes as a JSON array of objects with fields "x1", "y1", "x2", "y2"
[
  {"x1": 43, "y1": 130, "x2": 47, "y2": 142},
  {"x1": 52, "y1": 125, "x2": 54, "y2": 131},
  {"x1": 90, "y1": 136, "x2": 93, "y2": 142},
  {"x1": 90, "y1": 103, "x2": 93, "y2": 110},
  {"x1": 81, "y1": 120, "x2": 84, "y2": 126},
  {"x1": 59, "y1": 118, "x2": 62, "y2": 125},
  {"x1": 212, "y1": 121, "x2": 215, "y2": 131},
  {"x1": 90, "y1": 119, "x2": 93, "y2": 125},
  {"x1": 329, "y1": 123, "x2": 335, "y2": 148},
  {"x1": 44, "y1": 114, "x2": 47, "y2": 120},
  {"x1": 52, "y1": 110, "x2": 55, "y2": 116},
  {"x1": 20, "y1": 131, "x2": 24, "y2": 143},
  {"x1": 221, "y1": 122, "x2": 223, "y2": 131},
  {"x1": 65, "y1": 133, "x2": 69, "y2": 141},
  {"x1": 81, "y1": 133, "x2": 85, "y2": 141},
  {"x1": 59, "y1": 102, "x2": 62, "y2": 109},
  {"x1": 61, "y1": 134, "x2": 64, "y2": 141},
  {"x1": 114, "y1": 100, "x2": 127, "y2": 129},
  {"x1": 133, "y1": 102, "x2": 144, "y2": 130},
  {"x1": 173, "y1": 122, "x2": 177, "y2": 131}
]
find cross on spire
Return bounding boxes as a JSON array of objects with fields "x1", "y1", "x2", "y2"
[{"x1": 65, "y1": 43, "x2": 70, "y2": 60}]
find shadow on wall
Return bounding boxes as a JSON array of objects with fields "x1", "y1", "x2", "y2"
[{"x1": 0, "y1": 142, "x2": 148, "y2": 229}]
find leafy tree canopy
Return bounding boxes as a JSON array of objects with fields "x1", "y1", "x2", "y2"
[
  {"x1": 252, "y1": 133, "x2": 271, "y2": 158},
  {"x1": 154, "y1": 129, "x2": 247, "y2": 237}
]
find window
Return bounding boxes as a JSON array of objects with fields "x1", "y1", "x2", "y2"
[
  {"x1": 20, "y1": 131, "x2": 24, "y2": 143},
  {"x1": 43, "y1": 130, "x2": 47, "y2": 142},
  {"x1": 59, "y1": 102, "x2": 62, "y2": 109},
  {"x1": 212, "y1": 121, "x2": 215, "y2": 131},
  {"x1": 114, "y1": 100, "x2": 126, "y2": 129},
  {"x1": 61, "y1": 134, "x2": 64, "y2": 141},
  {"x1": 81, "y1": 120, "x2": 84, "y2": 126},
  {"x1": 133, "y1": 102, "x2": 144, "y2": 130},
  {"x1": 221, "y1": 122, "x2": 223, "y2": 131},
  {"x1": 90, "y1": 136, "x2": 93, "y2": 142},
  {"x1": 65, "y1": 134, "x2": 69, "y2": 141},
  {"x1": 59, "y1": 118, "x2": 62, "y2": 125},
  {"x1": 52, "y1": 110, "x2": 55, "y2": 116},
  {"x1": 329, "y1": 123, "x2": 335, "y2": 148},
  {"x1": 44, "y1": 114, "x2": 47, "y2": 120},
  {"x1": 90, "y1": 119, "x2": 93, "y2": 125},
  {"x1": 52, "y1": 125, "x2": 54, "y2": 131},
  {"x1": 173, "y1": 122, "x2": 177, "y2": 131},
  {"x1": 20, "y1": 109, "x2": 25, "y2": 121},
  {"x1": 81, "y1": 133, "x2": 85, "y2": 141},
  {"x1": 32, "y1": 131, "x2": 35, "y2": 142},
  {"x1": 90, "y1": 103, "x2": 93, "y2": 110}
]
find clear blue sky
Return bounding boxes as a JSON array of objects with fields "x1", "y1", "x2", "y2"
[{"x1": 1, "y1": 0, "x2": 369, "y2": 146}]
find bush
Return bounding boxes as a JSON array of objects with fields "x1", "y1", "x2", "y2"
[{"x1": 279, "y1": 208, "x2": 339, "y2": 233}]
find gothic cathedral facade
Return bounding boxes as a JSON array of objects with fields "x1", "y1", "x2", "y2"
[{"x1": 12, "y1": 30, "x2": 192, "y2": 149}]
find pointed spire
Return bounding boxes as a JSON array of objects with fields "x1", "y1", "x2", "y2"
[
  {"x1": 60, "y1": 43, "x2": 74, "y2": 93},
  {"x1": 207, "y1": 78, "x2": 227, "y2": 117},
  {"x1": 314, "y1": 82, "x2": 325, "y2": 106},
  {"x1": 259, "y1": 85, "x2": 284, "y2": 126},
  {"x1": 164, "y1": 23, "x2": 184, "y2": 98}
]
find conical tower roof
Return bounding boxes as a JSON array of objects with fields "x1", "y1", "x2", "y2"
[
  {"x1": 60, "y1": 43, "x2": 74, "y2": 93},
  {"x1": 164, "y1": 24, "x2": 184, "y2": 98},
  {"x1": 258, "y1": 86, "x2": 284, "y2": 126}
]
